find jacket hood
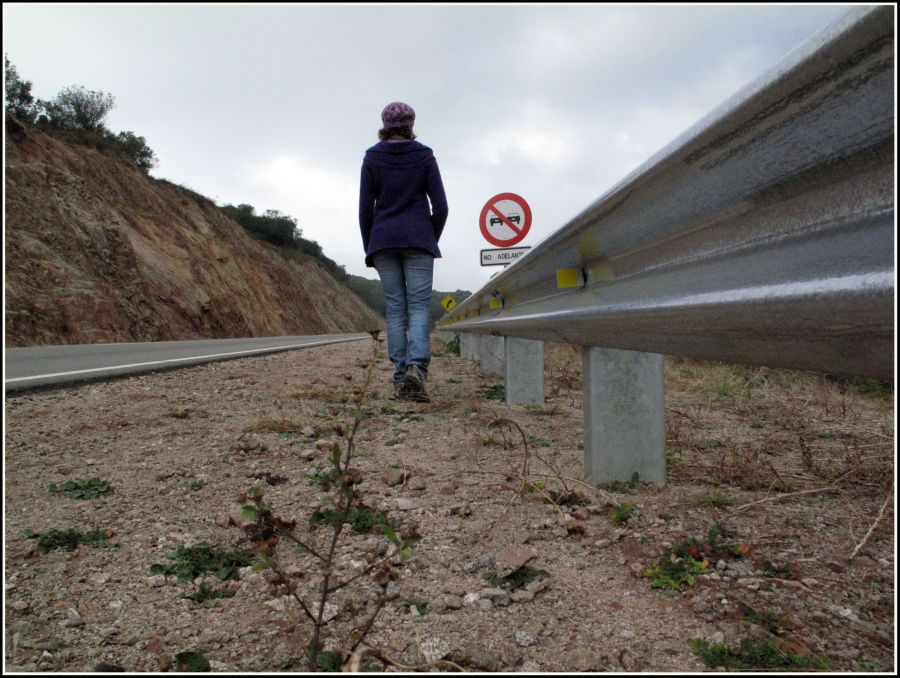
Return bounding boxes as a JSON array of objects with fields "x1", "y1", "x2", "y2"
[{"x1": 365, "y1": 140, "x2": 434, "y2": 168}]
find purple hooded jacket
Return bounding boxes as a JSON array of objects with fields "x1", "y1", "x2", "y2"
[{"x1": 358, "y1": 140, "x2": 448, "y2": 267}]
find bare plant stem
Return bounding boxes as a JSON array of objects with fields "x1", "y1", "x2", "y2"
[
  {"x1": 728, "y1": 485, "x2": 841, "y2": 515},
  {"x1": 849, "y1": 486, "x2": 893, "y2": 562},
  {"x1": 347, "y1": 586, "x2": 387, "y2": 654},
  {"x1": 277, "y1": 530, "x2": 325, "y2": 563}
]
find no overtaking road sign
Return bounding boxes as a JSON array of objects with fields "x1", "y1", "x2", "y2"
[{"x1": 479, "y1": 192, "x2": 532, "y2": 247}]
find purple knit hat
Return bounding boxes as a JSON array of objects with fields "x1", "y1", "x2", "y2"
[{"x1": 381, "y1": 101, "x2": 415, "y2": 128}]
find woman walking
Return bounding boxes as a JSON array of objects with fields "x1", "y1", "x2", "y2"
[{"x1": 359, "y1": 101, "x2": 448, "y2": 401}]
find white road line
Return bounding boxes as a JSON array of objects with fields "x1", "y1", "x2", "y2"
[{"x1": 4, "y1": 339, "x2": 361, "y2": 383}]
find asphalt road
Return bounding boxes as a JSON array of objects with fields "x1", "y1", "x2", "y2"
[{"x1": 4, "y1": 334, "x2": 372, "y2": 393}]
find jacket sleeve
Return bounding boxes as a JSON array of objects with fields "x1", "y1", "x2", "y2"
[
  {"x1": 426, "y1": 157, "x2": 449, "y2": 242},
  {"x1": 358, "y1": 159, "x2": 375, "y2": 252}
]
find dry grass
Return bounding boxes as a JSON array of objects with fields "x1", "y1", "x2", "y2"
[{"x1": 663, "y1": 357, "x2": 894, "y2": 495}]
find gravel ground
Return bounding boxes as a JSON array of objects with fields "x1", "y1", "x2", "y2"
[{"x1": 4, "y1": 337, "x2": 894, "y2": 673}]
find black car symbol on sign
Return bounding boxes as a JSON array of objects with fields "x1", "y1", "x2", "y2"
[{"x1": 490, "y1": 212, "x2": 521, "y2": 226}]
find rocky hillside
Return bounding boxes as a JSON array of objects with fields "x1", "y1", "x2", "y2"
[{"x1": 4, "y1": 115, "x2": 382, "y2": 346}]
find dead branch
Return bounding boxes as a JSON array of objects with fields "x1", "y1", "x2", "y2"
[
  {"x1": 342, "y1": 644, "x2": 466, "y2": 672},
  {"x1": 727, "y1": 485, "x2": 841, "y2": 515},
  {"x1": 849, "y1": 486, "x2": 893, "y2": 562}
]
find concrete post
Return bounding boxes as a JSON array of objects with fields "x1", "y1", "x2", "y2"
[
  {"x1": 460, "y1": 333, "x2": 478, "y2": 361},
  {"x1": 582, "y1": 347, "x2": 666, "y2": 485},
  {"x1": 506, "y1": 338, "x2": 544, "y2": 406},
  {"x1": 480, "y1": 335, "x2": 505, "y2": 376}
]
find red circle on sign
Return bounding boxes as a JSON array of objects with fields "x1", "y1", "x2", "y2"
[{"x1": 479, "y1": 192, "x2": 532, "y2": 247}]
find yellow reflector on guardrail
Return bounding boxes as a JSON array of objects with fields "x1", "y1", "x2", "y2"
[
  {"x1": 489, "y1": 298, "x2": 503, "y2": 310},
  {"x1": 556, "y1": 268, "x2": 584, "y2": 289}
]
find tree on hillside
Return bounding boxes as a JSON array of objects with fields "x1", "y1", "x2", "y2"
[
  {"x1": 5, "y1": 61, "x2": 159, "y2": 172},
  {"x1": 4, "y1": 55, "x2": 39, "y2": 123},
  {"x1": 114, "y1": 130, "x2": 158, "y2": 170},
  {"x1": 41, "y1": 85, "x2": 115, "y2": 131}
]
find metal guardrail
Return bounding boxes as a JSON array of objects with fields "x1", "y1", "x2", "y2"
[{"x1": 439, "y1": 6, "x2": 895, "y2": 381}]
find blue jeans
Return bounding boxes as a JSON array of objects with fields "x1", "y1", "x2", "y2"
[{"x1": 372, "y1": 249, "x2": 434, "y2": 384}]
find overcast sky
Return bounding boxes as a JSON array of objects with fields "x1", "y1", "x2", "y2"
[{"x1": 4, "y1": 3, "x2": 857, "y2": 292}]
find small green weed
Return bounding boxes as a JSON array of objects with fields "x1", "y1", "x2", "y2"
[
  {"x1": 150, "y1": 543, "x2": 255, "y2": 582},
  {"x1": 402, "y1": 599, "x2": 428, "y2": 615},
  {"x1": 314, "y1": 650, "x2": 344, "y2": 672},
  {"x1": 644, "y1": 552, "x2": 708, "y2": 591},
  {"x1": 855, "y1": 662, "x2": 885, "y2": 672},
  {"x1": 528, "y1": 435, "x2": 551, "y2": 447},
  {"x1": 24, "y1": 527, "x2": 116, "y2": 552},
  {"x1": 182, "y1": 584, "x2": 236, "y2": 607},
  {"x1": 480, "y1": 384, "x2": 505, "y2": 401},
  {"x1": 48, "y1": 478, "x2": 113, "y2": 499},
  {"x1": 680, "y1": 524, "x2": 742, "y2": 560},
  {"x1": 445, "y1": 335, "x2": 460, "y2": 356},
  {"x1": 189, "y1": 480, "x2": 206, "y2": 492},
  {"x1": 482, "y1": 566, "x2": 550, "y2": 591},
  {"x1": 644, "y1": 525, "x2": 743, "y2": 591},
  {"x1": 738, "y1": 602, "x2": 783, "y2": 634},
  {"x1": 174, "y1": 651, "x2": 211, "y2": 672},
  {"x1": 609, "y1": 502, "x2": 637, "y2": 525},
  {"x1": 690, "y1": 637, "x2": 831, "y2": 670}
]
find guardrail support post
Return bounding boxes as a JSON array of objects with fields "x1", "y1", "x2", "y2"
[
  {"x1": 506, "y1": 338, "x2": 544, "y2": 406},
  {"x1": 460, "y1": 333, "x2": 478, "y2": 360},
  {"x1": 582, "y1": 347, "x2": 666, "y2": 485},
  {"x1": 480, "y1": 335, "x2": 505, "y2": 376}
]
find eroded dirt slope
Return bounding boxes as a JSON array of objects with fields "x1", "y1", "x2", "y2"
[{"x1": 4, "y1": 115, "x2": 381, "y2": 346}]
